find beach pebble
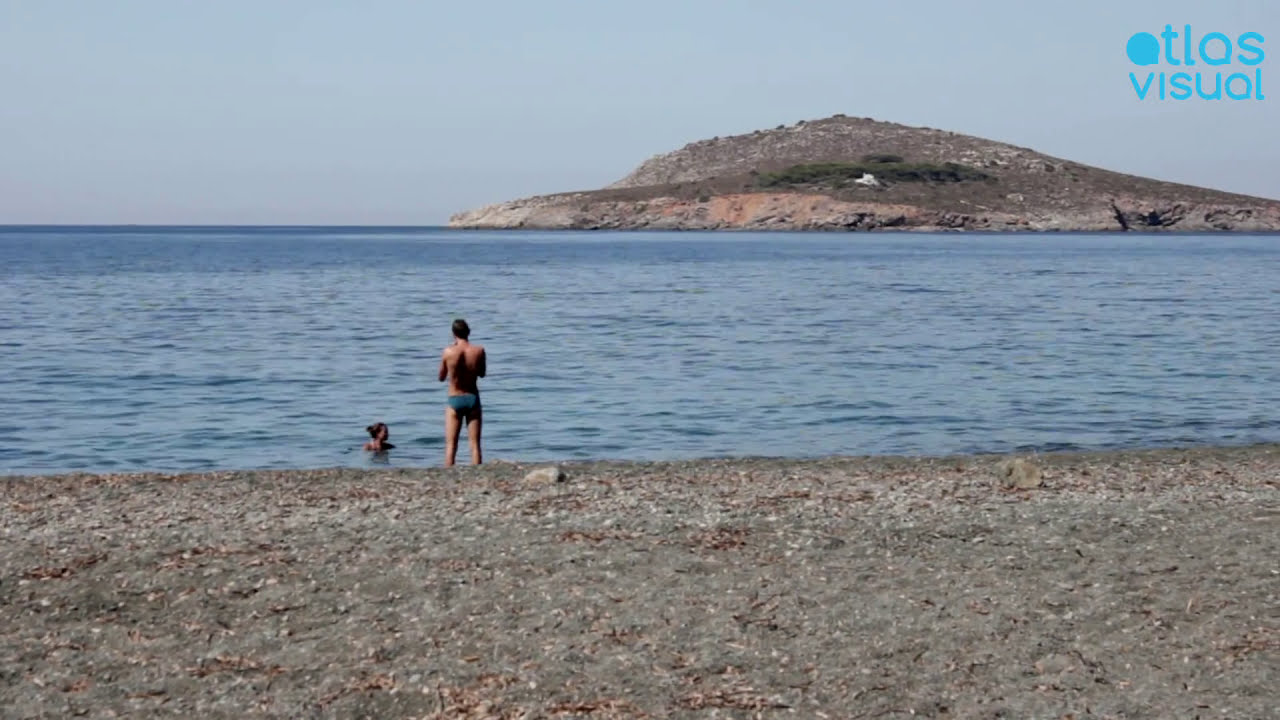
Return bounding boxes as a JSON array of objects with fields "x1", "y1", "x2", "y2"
[
  {"x1": 1033, "y1": 653, "x2": 1075, "y2": 675},
  {"x1": 524, "y1": 466, "x2": 568, "y2": 484},
  {"x1": 998, "y1": 458, "x2": 1043, "y2": 489}
]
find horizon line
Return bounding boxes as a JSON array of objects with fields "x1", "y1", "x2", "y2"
[{"x1": 0, "y1": 223, "x2": 454, "y2": 229}]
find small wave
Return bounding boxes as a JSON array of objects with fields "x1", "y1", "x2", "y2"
[{"x1": 884, "y1": 285, "x2": 953, "y2": 294}]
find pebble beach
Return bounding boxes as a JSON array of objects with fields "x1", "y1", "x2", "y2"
[{"x1": 3, "y1": 446, "x2": 1278, "y2": 719}]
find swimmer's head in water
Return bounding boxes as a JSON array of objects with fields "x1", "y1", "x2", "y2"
[
  {"x1": 452, "y1": 318, "x2": 470, "y2": 340},
  {"x1": 366, "y1": 422, "x2": 389, "y2": 440}
]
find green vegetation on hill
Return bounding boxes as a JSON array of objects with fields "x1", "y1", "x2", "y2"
[{"x1": 757, "y1": 159, "x2": 993, "y2": 188}]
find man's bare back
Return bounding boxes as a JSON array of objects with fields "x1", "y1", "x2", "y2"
[
  {"x1": 437, "y1": 319, "x2": 485, "y2": 466},
  {"x1": 439, "y1": 343, "x2": 485, "y2": 396}
]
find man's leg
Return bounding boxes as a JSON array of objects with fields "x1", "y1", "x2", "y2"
[
  {"x1": 467, "y1": 406, "x2": 482, "y2": 465},
  {"x1": 444, "y1": 407, "x2": 461, "y2": 467}
]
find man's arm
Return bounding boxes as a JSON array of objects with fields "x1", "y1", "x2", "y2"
[
  {"x1": 437, "y1": 351, "x2": 449, "y2": 382},
  {"x1": 477, "y1": 348, "x2": 486, "y2": 378}
]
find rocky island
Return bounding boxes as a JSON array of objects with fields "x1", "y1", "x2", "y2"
[{"x1": 450, "y1": 115, "x2": 1280, "y2": 232}]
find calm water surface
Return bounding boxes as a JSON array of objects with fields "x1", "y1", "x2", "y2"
[{"x1": 2, "y1": 227, "x2": 1278, "y2": 474}]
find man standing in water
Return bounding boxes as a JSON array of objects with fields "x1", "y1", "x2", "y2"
[{"x1": 438, "y1": 318, "x2": 486, "y2": 466}]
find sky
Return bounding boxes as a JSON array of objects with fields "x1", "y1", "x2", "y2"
[{"x1": 0, "y1": 0, "x2": 1276, "y2": 225}]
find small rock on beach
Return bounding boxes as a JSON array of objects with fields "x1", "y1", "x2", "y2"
[
  {"x1": 998, "y1": 457, "x2": 1043, "y2": 489},
  {"x1": 524, "y1": 465, "x2": 567, "y2": 483}
]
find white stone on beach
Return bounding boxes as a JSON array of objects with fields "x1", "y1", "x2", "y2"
[{"x1": 524, "y1": 466, "x2": 567, "y2": 483}]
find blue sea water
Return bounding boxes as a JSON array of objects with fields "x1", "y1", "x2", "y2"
[{"x1": 1, "y1": 226, "x2": 1278, "y2": 475}]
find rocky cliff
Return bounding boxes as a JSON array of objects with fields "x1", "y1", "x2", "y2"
[{"x1": 449, "y1": 115, "x2": 1280, "y2": 232}]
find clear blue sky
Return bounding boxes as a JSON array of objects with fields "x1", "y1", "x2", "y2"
[{"x1": 1, "y1": 0, "x2": 1275, "y2": 224}]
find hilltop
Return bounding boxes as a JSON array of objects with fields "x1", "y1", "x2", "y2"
[{"x1": 449, "y1": 115, "x2": 1280, "y2": 232}]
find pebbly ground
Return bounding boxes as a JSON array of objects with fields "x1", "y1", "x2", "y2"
[{"x1": 2, "y1": 446, "x2": 1278, "y2": 719}]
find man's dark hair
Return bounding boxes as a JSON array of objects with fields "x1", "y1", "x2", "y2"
[{"x1": 452, "y1": 318, "x2": 470, "y2": 339}]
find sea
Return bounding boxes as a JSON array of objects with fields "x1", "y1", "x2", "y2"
[{"x1": 2, "y1": 226, "x2": 1277, "y2": 475}]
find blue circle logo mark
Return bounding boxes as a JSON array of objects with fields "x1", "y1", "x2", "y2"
[{"x1": 1126, "y1": 32, "x2": 1161, "y2": 65}]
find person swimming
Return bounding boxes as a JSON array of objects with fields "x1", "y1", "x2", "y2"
[
  {"x1": 363, "y1": 422, "x2": 394, "y2": 452},
  {"x1": 437, "y1": 318, "x2": 486, "y2": 466}
]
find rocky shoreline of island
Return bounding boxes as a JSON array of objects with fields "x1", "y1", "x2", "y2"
[{"x1": 449, "y1": 190, "x2": 1280, "y2": 232}]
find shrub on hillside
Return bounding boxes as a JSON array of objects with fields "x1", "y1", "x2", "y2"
[{"x1": 757, "y1": 161, "x2": 992, "y2": 188}]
